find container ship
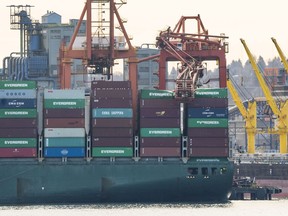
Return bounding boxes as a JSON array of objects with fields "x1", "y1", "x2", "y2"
[
  {"x1": 0, "y1": 80, "x2": 233, "y2": 204},
  {"x1": 0, "y1": 2, "x2": 233, "y2": 204}
]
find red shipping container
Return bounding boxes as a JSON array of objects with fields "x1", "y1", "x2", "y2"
[
  {"x1": 140, "y1": 108, "x2": 180, "y2": 118},
  {"x1": 0, "y1": 128, "x2": 37, "y2": 138},
  {"x1": 0, "y1": 118, "x2": 37, "y2": 128},
  {"x1": 91, "y1": 80, "x2": 131, "y2": 89},
  {"x1": 91, "y1": 98, "x2": 132, "y2": 108},
  {"x1": 92, "y1": 127, "x2": 133, "y2": 137},
  {"x1": 92, "y1": 118, "x2": 132, "y2": 128},
  {"x1": 0, "y1": 148, "x2": 37, "y2": 158},
  {"x1": 92, "y1": 89, "x2": 132, "y2": 99},
  {"x1": 187, "y1": 128, "x2": 228, "y2": 138},
  {"x1": 140, "y1": 137, "x2": 181, "y2": 147},
  {"x1": 140, "y1": 147, "x2": 181, "y2": 157},
  {"x1": 44, "y1": 108, "x2": 85, "y2": 118},
  {"x1": 187, "y1": 98, "x2": 228, "y2": 108},
  {"x1": 139, "y1": 118, "x2": 180, "y2": 128},
  {"x1": 140, "y1": 99, "x2": 180, "y2": 108},
  {"x1": 92, "y1": 137, "x2": 133, "y2": 147},
  {"x1": 44, "y1": 118, "x2": 85, "y2": 128},
  {"x1": 188, "y1": 137, "x2": 229, "y2": 147},
  {"x1": 188, "y1": 146, "x2": 229, "y2": 157}
]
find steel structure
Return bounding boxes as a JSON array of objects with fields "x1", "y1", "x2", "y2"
[
  {"x1": 241, "y1": 39, "x2": 288, "y2": 154},
  {"x1": 271, "y1": 37, "x2": 288, "y2": 74},
  {"x1": 227, "y1": 79, "x2": 257, "y2": 154},
  {"x1": 155, "y1": 15, "x2": 229, "y2": 91},
  {"x1": 59, "y1": 0, "x2": 137, "y2": 88},
  {"x1": 59, "y1": 0, "x2": 137, "y2": 126}
]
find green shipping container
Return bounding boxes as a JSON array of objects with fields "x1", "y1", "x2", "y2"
[
  {"x1": 0, "y1": 109, "x2": 37, "y2": 118},
  {"x1": 194, "y1": 88, "x2": 227, "y2": 98},
  {"x1": 0, "y1": 81, "x2": 36, "y2": 89},
  {"x1": 92, "y1": 147, "x2": 133, "y2": 157},
  {"x1": 188, "y1": 118, "x2": 228, "y2": 128},
  {"x1": 140, "y1": 89, "x2": 175, "y2": 99},
  {"x1": 92, "y1": 108, "x2": 132, "y2": 118},
  {"x1": 44, "y1": 99, "x2": 85, "y2": 109},
  {"x1": 140, "y1": 128, "x2": 181, "y2": 137},
  {"x1": 44, "y1": 137, "x2": 85, "y2": 147},
  {"x1": 0, "y1": 138, "x2": 37, "y2": 148}
]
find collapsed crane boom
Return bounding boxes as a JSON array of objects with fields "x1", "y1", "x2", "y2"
[{"x1": 156, "y1": 28, "x2": 205, "y2": 98}]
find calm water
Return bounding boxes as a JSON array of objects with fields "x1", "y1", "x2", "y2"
[{"x1": 0, "y1": 200, "x2": 287, "y2": 216}]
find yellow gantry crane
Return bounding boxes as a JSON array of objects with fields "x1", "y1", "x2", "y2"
[
  {"x1": 241, "y1": 38, "x2": 288, "y2": 154},
  {"x1": 271, "y1": 37, "x2": 288, "y2": 74},
  {"x1": 227, "y1": 79, "x2": 257, "y2": 154}
]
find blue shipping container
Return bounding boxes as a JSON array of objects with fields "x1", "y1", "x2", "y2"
[
  {"x1": 0, "y1": 89, "x2": 36, "y2": 99},
  {"x1": 0, "y1": 98, "x2": 37, "y2": 109},
  {"x1": 188, "y1": 107, "x2": 228, "y2": 118},
  {"x1": 44, "y1": 147, "x2": 85, "y2": 157},
  {"x1": 92, "y1": 108, "x2": 133, "y2": 118}
]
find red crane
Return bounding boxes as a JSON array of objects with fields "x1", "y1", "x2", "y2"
[
  {"x1": 155, "y1": 15, "x2": 228, "y2": 95},
  {"x1": 59, "y1": 0, "x2": 138, "y2": 126}
]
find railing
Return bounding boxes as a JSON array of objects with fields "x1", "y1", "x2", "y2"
[{"x1": 231, "y1": 153, "x2": 288, "y2": 164}]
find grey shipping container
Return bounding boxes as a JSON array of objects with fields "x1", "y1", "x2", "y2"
[
  {"x1": 43, "y1": 108, "x2": 85, "y2": 118},
  {"x1": 140, "y1": 147, "x2": 181, "y2": 157},
  {"x1": 44, "y1": 118, "x2": 85, "y2": 128},
  {"x1": 92, "y1": 137, "x2": 133, "y2": 147},
  {"x1": 92, "y1": 128, "x2": 133, "y2": 138},
  {"x1": 140, "y1": 137, "x2": 181, "y2": 147},
  {"x1": 188, "y1": 137, "x2": 229, "y2": 147},
  {"x1": 187, "y1": 128, "x2": 228, "y2": 138},
  {"x1": 92, "y1": 118, "x2": 132, "y2": 128},
  {"x1": 0, "y1": 118, "x2": 37, "y2": 128},
  {"x1": 139, "y1": 118, "x2": 180, "y2": 128},
  {"x1": 91, "y1": 98, "x2": 132, "y2": 108},
  {"x1": 44, "y1": 128, "x2": 85, "y2": 138},
  {"x1": 140, "y1": 108, "x2": 180, "y2": 118},
  {"x1": 0, "y1": 128, "x2": 37, "y2": 138},
  {"x1": 0, "y1": 89, "x2": 36, "y2": 99},
  {"x1": 44, "y1": 89, "x2": 85, "y2": 99}
]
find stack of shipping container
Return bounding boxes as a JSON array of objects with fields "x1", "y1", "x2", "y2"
[
  {"x1": 90, "y1": 81, "x2": 133, "y2": 157},
  {"x1": 0, "y1": 81, "x2": 37, "y2": 157},
  {"x1": 43, "y1": 89, "x2": 86, "y2": 157},
  {"x1": 187, "y1": 88, "x2": 229, "y2": 157},
  {"x1": 139, "y1": 89, "x2": 181, "y2": 157}
]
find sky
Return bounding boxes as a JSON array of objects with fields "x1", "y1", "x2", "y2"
[{"x1": 1, "y1": 0, "x2": 288, "y2": 69}]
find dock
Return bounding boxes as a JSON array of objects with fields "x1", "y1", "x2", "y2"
[{"x1": 229, "y1": 177, "x2": 282, "y2": 200}]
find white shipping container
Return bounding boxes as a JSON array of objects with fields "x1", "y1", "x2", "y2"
[
  {"x1": 44, "y1": 89, "x2": 85, "y2": 99},
  {"x1": 44, "y1": 128, "x2": 86, "y2": 138}
]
